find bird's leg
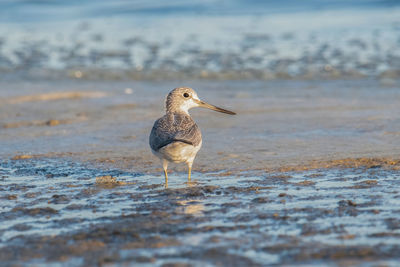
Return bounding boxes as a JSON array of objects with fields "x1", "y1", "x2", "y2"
[{"x1": 163, "y1": 159, "x2": 168, "y2": 188}]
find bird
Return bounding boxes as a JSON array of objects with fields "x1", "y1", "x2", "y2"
[{"x1": 149, "y1": 87, "x2": 236, "y2": 187}]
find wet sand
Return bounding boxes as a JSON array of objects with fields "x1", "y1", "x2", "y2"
[
  {"x1": 1, "y1": 158, "x2": 400, "y2": 265},
  {"x1": 1, "y1": 78, "x2": 400, "y2": 265},
  {"x1": 1, "y1": 78, "x2": 400, "y2": 173}
]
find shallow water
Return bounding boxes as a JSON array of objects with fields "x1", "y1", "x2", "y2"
[
  {"x1": 1, "y1": 2, "x2": 400, "y2": 265},
  {"x1": 1, "y1": 1, "x2": 400, "y2": 80},
  {"x1": 2, "y1": 78, "x2": 400, "y2": 175},
  {"x1": 2, "y1": 0, "x2": 397, "y2": 22},
  {"x1": 2, "y1": 158, "x2": 400, "y2": 265}
]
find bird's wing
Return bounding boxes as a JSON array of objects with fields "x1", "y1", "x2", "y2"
[{"x1": 149, "y1": 113, "x2": 202, "y2": 151}]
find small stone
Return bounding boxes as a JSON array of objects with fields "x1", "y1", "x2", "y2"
[{"x1": 46, "y1": 119, "x2": 60, "y2": 126}]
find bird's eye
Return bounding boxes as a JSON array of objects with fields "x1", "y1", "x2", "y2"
[{"x1": 183, "y1": 93, "x2": 189, "y2": 98}]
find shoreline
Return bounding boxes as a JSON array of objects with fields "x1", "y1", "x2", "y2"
[
  {"x1": 5, "y1": 153, "x2": 400, "y2": 174},
  {"x1": 1, "y1": 155, "x2": 400, "y2": 265},
  {"x1": 1, "y1": 78, "x2": 400, "y2": 265},
  {"x1": 1, "y1": 78, "x2": 400, "y2": 175}
]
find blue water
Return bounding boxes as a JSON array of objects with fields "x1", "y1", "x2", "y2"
[
  {"x1": 1, "y1": 0, "x2": 399, "y2": 23},
  {"x1": 0, "y1": 0, "x2": 399, "y2": 79}
]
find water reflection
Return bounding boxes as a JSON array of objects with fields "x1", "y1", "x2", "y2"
[
  {"x1": 2, "y1": 159, "x2": 400, "y2": 265},
  {"x1": 176, "y1": 199, "x2": 204, "y2": 216}
]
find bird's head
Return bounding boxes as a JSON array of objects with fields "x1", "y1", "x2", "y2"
[{"x1": 165, "y1": 87, "x2": 236, "y2": 115}]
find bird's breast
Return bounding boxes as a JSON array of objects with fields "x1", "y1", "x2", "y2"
[{"x1": 153, "y1": 140, "x2": 202, "y2": 163}]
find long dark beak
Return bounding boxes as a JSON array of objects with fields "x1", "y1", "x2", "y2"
[{"x1": 194, "y1": 99, "x2": 236, "y2": 115}]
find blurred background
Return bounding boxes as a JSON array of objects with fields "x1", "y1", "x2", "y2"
[
  {"x1": 2, "y1": 2, "x2": 400, "y2": 265},
  {"x1": 1, "y1": 0, "x2": 400, "y2": 81}
]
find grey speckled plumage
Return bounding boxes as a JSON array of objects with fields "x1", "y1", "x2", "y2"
[
  {"x1": 149, "y1": 112, "x2": 202, "y2": 151},
  {"x1": 149, "y1": 87, "x2": 236, "y2": 187}
]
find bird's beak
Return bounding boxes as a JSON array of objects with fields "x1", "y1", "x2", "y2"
[{"x1": 194, "y1": 99, "x2": 236, "y2": 115}]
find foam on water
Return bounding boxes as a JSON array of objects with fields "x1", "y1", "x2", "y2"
[{"x1": 0, "y1": 1, "x2": 399, "y2": 80}]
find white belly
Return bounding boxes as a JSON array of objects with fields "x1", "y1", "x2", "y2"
[{"x1": 152, "y1": 141, "x2": 202, "y2": 163}]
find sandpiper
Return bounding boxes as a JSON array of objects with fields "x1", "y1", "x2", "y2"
[{"x1": 149, "y1": 87, "x2": 236, "y2": 187}]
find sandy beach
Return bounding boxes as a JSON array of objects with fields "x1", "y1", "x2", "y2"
[
  {"x1": 1, "y1": 1, "x2": 400, "y2": 265},
  {"x1": 1, "y1": 78, "x2": 400, "y2": 265},
  {"x1": 2, "y1": 78, "x2": 400, "y2": 173}
]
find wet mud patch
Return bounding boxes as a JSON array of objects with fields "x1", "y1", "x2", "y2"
[
  {"x1": 275, "y1": 158, "x2": 400, "y2": 172},
  {"x1": 1, "y1": 159, "x2": 400, "y2": 265},
  {"x1": 4, "y1": 91, "x2": 108, "y2": 104}
]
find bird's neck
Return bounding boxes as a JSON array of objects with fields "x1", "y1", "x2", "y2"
[
  {"x1": 166, "y1": 110, "x2": 190, "y2": 117},
  {"x1": 166, "y1": 104, "x2": 190, "y2": 115}
]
